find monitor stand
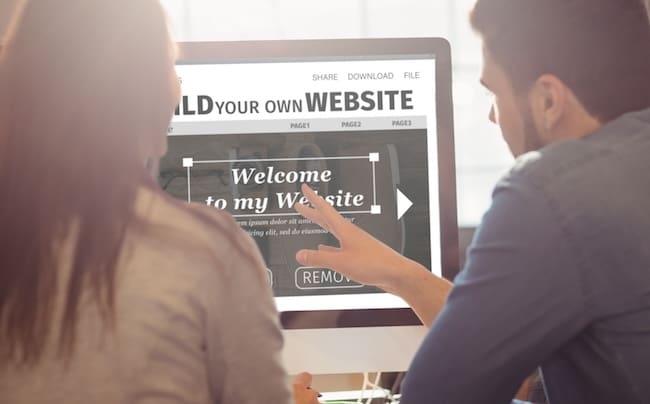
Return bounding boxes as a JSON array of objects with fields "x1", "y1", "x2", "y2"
[{"x1": 282, "y1": 326, "x2": 427, "y2": 375}]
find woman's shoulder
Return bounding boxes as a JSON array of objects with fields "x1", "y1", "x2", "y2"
[
  {"x1": 142, "y1": 186, "x2": 234, "y2": 228},
  {"x1": 131, "y1": 186, "x2": 263, "y2": 273},
  {"x1": 108, "y1": 187, "x2": 268, "y2": 315},
  {"x1": 137, "y1": 187, "x2": 233, "y2": 241}
]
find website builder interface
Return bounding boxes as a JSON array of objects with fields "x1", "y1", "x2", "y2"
[{"x1": 160, "y1": 57, "x2": 441, "y2": 312}]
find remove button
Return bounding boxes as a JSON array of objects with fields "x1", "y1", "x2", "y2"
[{"x1": 295, "y1": 267, "x2": 363, "y2": 290}]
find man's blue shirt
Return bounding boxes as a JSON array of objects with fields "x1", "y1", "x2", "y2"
[{"x1": 402, "y1": 108, "x2": 650, "y2": 403}]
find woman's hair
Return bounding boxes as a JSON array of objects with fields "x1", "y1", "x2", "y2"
[
  {"x1": 0, "y1": 0, "x2": 178, "y2": 363},
  {"x1": 471, "y1": 0, "x2": 650, "y2": 123}
]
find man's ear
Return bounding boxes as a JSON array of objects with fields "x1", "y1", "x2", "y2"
[{"x1": 528, "y1": 74, "x2": 568, "y2": 135}]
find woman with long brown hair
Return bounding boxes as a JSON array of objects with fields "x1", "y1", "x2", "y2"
[{"x1": 0, "y1": 1, "x2": 315, "y2": 402}]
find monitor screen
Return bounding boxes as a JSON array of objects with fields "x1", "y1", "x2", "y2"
[{"x1": 160, "y1": 38, "x2": 458, "y2": 373}]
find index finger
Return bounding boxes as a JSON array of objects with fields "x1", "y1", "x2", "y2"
[
  {"x1": 293, "y1": 372, "x2": 313, "y2": 389},
  {"x1": 300, "y1": 184, "x2": 348, "y2": 235}
]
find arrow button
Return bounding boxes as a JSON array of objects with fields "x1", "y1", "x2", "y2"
[{"x1": 396, "y1": 188, "x2": 413, "y2": 220}]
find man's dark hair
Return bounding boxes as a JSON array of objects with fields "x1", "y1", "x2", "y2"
[{"x1": 471, "y1": 0, "x2": 650, "y2": 123}]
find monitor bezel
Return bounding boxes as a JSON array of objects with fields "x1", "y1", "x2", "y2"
[{"x1": 174, "y1": 38, "x2": 459, "y2": 329}]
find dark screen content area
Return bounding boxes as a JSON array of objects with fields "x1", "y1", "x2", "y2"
[{"x1": 160, "y1": 129, "x2": 431, "y2": 297}]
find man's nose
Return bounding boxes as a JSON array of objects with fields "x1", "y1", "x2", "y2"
[{"x1": 488, "y1": 104, "x2": 496, "y2": 123}]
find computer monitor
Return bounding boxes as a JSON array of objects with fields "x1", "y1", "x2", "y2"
[{"x1": 160, "y1": 38, "x2": 459, "y2": 374}]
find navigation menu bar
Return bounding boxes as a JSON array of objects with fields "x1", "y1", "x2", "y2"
[{"x1": 168, "y1": 116, "x2": 427, "y2": 136}]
